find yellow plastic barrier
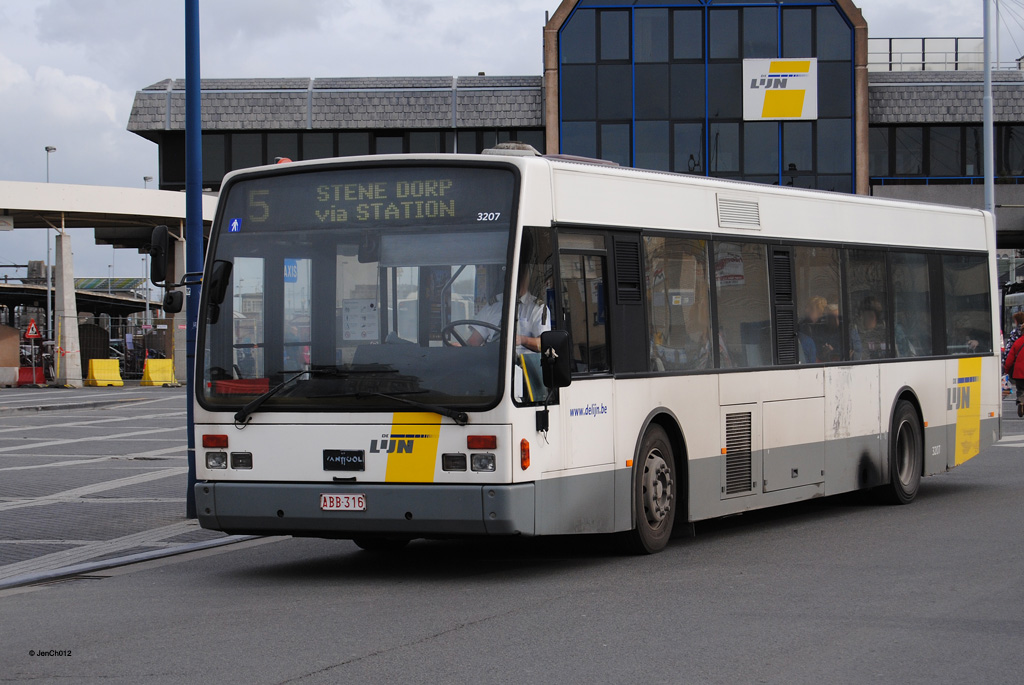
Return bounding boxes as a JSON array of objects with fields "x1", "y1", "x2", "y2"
[
  {"x1": 141, "y1": 359, "x2": 178, "y2": 387},
  {"x1": 85, "y1": 359, "x2": 123, "y2": 387}
]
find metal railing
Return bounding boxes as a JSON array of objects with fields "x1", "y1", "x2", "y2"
[{"x1": 867, "y1": 37, "x2": 1003, "y2": 72}]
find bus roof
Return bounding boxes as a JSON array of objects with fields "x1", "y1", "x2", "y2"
[{"x1": 220, "y1": 152, "x2": 994, "y2": 254}]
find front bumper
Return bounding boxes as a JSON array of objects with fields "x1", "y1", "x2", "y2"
[{"x1": 195, "y1": 481, "x2": 535, "y2": 538}]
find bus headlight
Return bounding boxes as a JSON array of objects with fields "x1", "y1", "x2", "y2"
[
  {"x1": 206, "y1": 452, "x2": 227, "y2": 469},
  {"x1": 470, "y1": 453, "x2": 496, "y2": 472}
]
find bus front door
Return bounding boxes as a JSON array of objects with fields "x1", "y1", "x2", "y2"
[{"x1": 557, "y1": 250, "x2": 614, "y2": 469}]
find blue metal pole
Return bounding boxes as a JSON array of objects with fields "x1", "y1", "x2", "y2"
[{"x1": 185, "y1": 0, "x2": 202, "y2": 518}]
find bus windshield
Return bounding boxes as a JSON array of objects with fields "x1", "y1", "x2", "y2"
[{"x1": 199, "y1": 164, "x2": 518, "y2": 413}]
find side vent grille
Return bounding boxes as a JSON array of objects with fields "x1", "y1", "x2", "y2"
[
  {"x1": 776, "y1": 308, "x2": 798, "y2": 363},
  {"x1": 771, "y1": 251, "x2": 793, "y2": 302},
  {"x1": 725, "y1": 412, "x2": 753, "y2": 495},
  {"x1": 717, "y1": 195, "x2": 761, "y2": 230},
  {"x1": 771, "y1": 248, "x2": 798, "y2": 365},
  {"x1": 614, "y1": 239, "x2": 642, "y2": 305}
]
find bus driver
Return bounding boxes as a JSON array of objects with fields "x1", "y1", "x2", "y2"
[{"x1": 467, "y1": 268, "x2": 550, "y2": 354}]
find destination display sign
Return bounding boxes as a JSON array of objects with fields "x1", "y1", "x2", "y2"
[{"x1": 219, "y1": 165, "x2": 516, "y2": 235}]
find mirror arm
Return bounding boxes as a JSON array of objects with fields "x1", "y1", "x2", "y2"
[{"x1": 160, "y1": 272, "x2": 204, "y2": 289}]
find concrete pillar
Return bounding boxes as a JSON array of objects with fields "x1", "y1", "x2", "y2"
[
  {"x1": 54, "y1": 233, "x2": 83, "y2": 387},
  {"x1": 543, "y1": 1, "x2": 578, "y2": 156},
  {"x1": 836, "y1": 0, "x2": 870, "y2": 195},
  {"x1": 172, "y1": 234, "x2": 187, "y2": 383}
]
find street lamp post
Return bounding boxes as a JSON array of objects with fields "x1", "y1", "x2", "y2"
[
  {"x1": 142, "y1": 256, "x2": 150, "y2": 326},
  {"x1": 44, "y1": 146, "x2": 56, "y2": 341},
  {"x1": 45, "y1": 146, "x2": 55, "y2": 183},
  {"x1": 143, "y1": 176, "x2": 153, "y2": 189}
]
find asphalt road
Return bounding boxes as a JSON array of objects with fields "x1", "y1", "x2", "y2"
[
  {"x1": 1, "y1": 403, "x2": 1022, "y2": 684},
  {"x1": 0, "y1": 387, "x2": 229, "y2": 586}
]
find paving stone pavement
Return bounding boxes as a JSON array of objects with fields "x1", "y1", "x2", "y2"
[{"x1": 0, "y1": 386, "x2": 235, "y2": 586}]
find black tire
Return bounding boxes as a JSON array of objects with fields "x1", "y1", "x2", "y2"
[
  {"x1": 352, "y1": 537, "x2": 410, "y2": 552},
  {"x1": 625, "y1": 424, "x2": 677, "y2": 554},
  {"x1": 883, "y1": 400, "x2": 922, "y2": 505}
]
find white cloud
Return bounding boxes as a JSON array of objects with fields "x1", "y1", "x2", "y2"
[
  {"x1": 0, "y1": 53, "x2": 31, "y2": 91},
  {"x1": 0, "y1": 0, "x2": 1011, "y2": 279},
  {"x1": 33, "y1": 66, "x2": 120, "y2": 126}
]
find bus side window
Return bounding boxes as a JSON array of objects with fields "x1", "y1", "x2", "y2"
[
  {"x1": 714, "y1": 241, "x2": 771, "y2": 368},
  {"x1": 845, "y1": 249, "x2": 889, "y2": 361},
  {"x1": 559, "y1": 253, "x2": 609, "y2": 374},
  {"x1": 644, "y1": 236, "x2": 713, "y2": 371},
  {"x1": 793, "y1": 245, "x2": 842, "y2": 364},
  {"x1": 943, "y1": 253, "x2": 992, "y2": 354},
  {"x1": 892, "y1": 252, "x2": 932, "y2": 357}
]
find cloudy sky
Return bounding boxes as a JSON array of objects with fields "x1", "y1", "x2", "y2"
[{"x1": 0, "y1": 0, "x2": 1012, "y2": 278}]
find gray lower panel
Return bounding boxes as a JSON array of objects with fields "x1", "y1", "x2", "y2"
[
  {"x1": 196, "y1": 482, "x2": 535, "y2": 538},
  {"x1": 535, "y1": 469, "x2": 618, "y2": 536}
]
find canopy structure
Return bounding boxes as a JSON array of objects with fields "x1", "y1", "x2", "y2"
[{"x1": 0, "y1": 181, "x2": 217, "y2": 385}]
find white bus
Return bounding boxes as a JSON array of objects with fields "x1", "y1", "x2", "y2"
[{"x1": 167, "y1": 148, "x2": 999, "y2": 553}]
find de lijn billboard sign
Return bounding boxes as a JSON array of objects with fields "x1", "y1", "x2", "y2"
[{"x1": 743, "y1": 59, "x2": 818, "y2": 121}]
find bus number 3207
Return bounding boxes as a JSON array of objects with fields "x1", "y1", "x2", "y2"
[{"x1": 477, "y1": 212, "x2": 501, "y2": 222}]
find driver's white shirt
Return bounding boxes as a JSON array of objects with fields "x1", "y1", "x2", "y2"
[{"x1": 473, "y1": 293, "x2": 551, "y2": 354}]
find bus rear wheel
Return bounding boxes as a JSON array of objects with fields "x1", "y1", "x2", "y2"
[
  {"x1": 625, "y1": 424, "x2": 677, "y2": 554},
  {"x1": 883, "y1": 400, "x2": 922, "y2": 505}
]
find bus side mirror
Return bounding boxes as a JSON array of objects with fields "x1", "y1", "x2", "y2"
[
  {"x1": 204, "y1": 260, "x2": 233, "y2": 324},
  {"x1": 540, "y1": 330, "x2": 572, "y2": 389},
  {"x1": 150, "y1": 225, "x2": 171, "y2": 285},
  {"x1": 163, "y1": 290, "x2": 184, "y2": 314},
  {"x1": 208, "y1": 260, "x2": 232, "y2": 305}
]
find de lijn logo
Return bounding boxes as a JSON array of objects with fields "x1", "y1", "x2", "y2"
[
  {"x1": 370, "y1": 433, "x2": 432, "y2": 454},
  {"x1": 947, "y1": 374, "x2": 978, "y2": 411},
  {"x1": 742, "y1": 59, "x2": 818, "y2": 121}
]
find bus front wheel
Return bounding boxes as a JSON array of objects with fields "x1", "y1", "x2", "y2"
[
  {"x1": 883, "y1": 400, "x2": 922, "y2": 505},
  {"x1": 625, "y1": 424, "x2": 676, "y2": 554}
]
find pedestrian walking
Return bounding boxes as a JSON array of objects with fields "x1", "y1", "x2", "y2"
[{"x1": 1004, "y1": 329, "x2": 1024, "y2": 417}]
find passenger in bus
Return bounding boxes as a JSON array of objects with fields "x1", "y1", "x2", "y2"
[
  {"x1": 798, "y1": 296, "x2": 827, "y2": 363},
  {"x1": 850, "y1": 296, "x2": 887, "y2": 360},
  {"x1": 819, "y1": 303, "x2": 843, "y2": 361},
  {"x1": 950, "y1": 315, "x2": 990, "y2": 354}
]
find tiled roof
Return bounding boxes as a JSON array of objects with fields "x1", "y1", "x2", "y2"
[
  {"x1": 869, "y1": 70, "x2": 1024, "y2": 124},
  {"x1": 128, "y1": 76, "x2": 545, "y2": 132},
  {"x1": 133, "y1": 72, "x2": 1024, "y2": 131}
]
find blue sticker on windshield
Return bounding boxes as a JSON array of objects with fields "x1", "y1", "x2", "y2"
[{"x1": 229, "y1": 218, "x2": 242, "y2": 233}]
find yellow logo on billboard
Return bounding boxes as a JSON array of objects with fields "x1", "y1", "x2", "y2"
[
  {"x1": 382, "y1": 412, "x2": 442, "y2": 483},
  {"x1": 743, "y1": 59, "x2": 818, "y2": 121}
]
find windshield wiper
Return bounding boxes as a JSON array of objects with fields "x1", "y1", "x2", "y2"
[
  {"x1": 355, "y1": 391, "x2": 469, "y2": 426},
  {"x1": 233, "y1": 367, "x2": 393, "y2": 426}
]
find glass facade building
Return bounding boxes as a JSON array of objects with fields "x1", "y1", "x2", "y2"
[{"x1": 552, "y1": 0, "x2": 857, "y2": 192}]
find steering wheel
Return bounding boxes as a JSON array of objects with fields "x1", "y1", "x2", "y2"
[{"x1": 441, "y1": 320, "x2": 500, "y2": 347}]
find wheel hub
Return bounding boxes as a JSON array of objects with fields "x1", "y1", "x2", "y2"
[{"x1": 642, "y1": 450, "x2": 673, "y2": 525}]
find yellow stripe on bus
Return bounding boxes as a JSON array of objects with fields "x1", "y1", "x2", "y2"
[
  {"x1": 953, "y1": 357, "x2": 982, "y2": 466},
  {"x1": 384, "y1": 412, "x2": 442, "y2": 483}
]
